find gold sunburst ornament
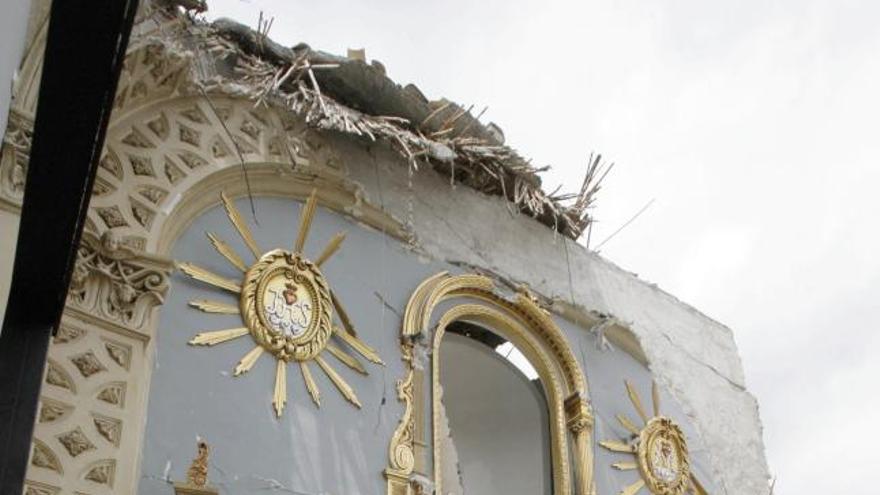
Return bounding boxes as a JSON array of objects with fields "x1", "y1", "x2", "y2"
[
  {"x1": 179, "y1": 190, "x2": 384, "y2": 417},
  {"x1": 600, "y1": 381, "x2": 706, "y2": 495}
]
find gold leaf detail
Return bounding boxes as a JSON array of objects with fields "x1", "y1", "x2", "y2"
[
  {"x1": 234, "y1": 346, "x2": 264, "y2": 376},
  {"x1": 300, "y1": 361, "x2": 321, "y2": 406},
  {"x1": 315, "y1": 355, "x2": 361, "y2": 408},
  {"x1": 178, "y1": 262, "x2": 241, "y2": 293},
  {"x1": 273, "y1": 360, "x2": 287, "y2": 417},
  {"x1": 189, "y1": 327, "x2": 249, "y2": 346}
]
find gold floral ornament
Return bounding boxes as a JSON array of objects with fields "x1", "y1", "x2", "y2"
[
  {"x1": 174, "y1": 440, "x2": 217, "y2": 495},
  {"x1": 179, "y1": 190, "x2": 384, "y2": 417},
  {"x1": 187, "y1": 441, "x2": 209, "y2": 487},
  {"x1": 600, "y1": 381, "x2": 707, "y2": 495}
]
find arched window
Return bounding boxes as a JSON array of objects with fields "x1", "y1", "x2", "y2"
[
  {"x1": 385, "y1": 273, "x2": 595, "y2": 495},
  {"x1": 438, "y1": 322, "x2": 552, "y2": 494}
]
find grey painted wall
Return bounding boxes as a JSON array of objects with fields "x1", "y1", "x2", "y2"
[
  {"x1": 0, "y1": 0, "x2": 30, "y2": 135},
  {"x1": 440, "y1": 332, "x2": 552, "y2": 495},
  {"x1": 0, "y1": 0, "x2": 31, "y2": 327},
  {"x1": 560, "y1": 317, "x2": 721, "y2": 494},
  {"x1": 337, "y1": 134, "x2": 766, "y2": 494},
  {"x1": 139, "y1": 196, "x2": 447, "y2": 494},
  {"x1": 139, "y1": 195, "x2": 718, "y2": 494}
]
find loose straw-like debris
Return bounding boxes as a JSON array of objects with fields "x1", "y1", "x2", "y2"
[{"x1": 146, "y1": 15, "x2": 609, "y2": 239}]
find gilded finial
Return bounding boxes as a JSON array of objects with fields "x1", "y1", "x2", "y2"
[
  {"x1": 174, "y1": 440, "x2": 218, "y2": 495},
  {"x1": 187, "y1": 441, "x2": 209, "y2": 487}
]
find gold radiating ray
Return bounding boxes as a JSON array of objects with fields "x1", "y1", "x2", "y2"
[
  {"x1": 616, "y1": 414, "x2": 641, "y2": 436},
  {"x1": 326, "y1": 343, "x2": 367, "y2": 375},
  {"x1": 612, "y1": 462, "x2": 638, "y2": 471},
  {"x1": 690, "y1": 474, "x2": 708, "y2": 495},
  {"x1": 273, "y1": 360, "x2": 287, "y2": 417},
  {"x1": 234, "y1": 346, "x2": 265, "y2": 376},
  {"x1": 179, "y1": 263, "x2": 241, "y2": 294},
  {"x1": 294, "y1": 189, "x2": 318, "y2": 253},
  {"x1": 620, "y1": 479, "x2": 645, "y2": 495},
  {"x1": 331, "y1": 291, "x2": 356, "y2": 336},
  {"x1": 220, "y1": 191, "x2": 262, "y2": 259},
  {"x1": 652, "y1": 380, "x2": 661, "y2": 417},
  {"x1": 300, "y1": 361, "x2": 321, "y2": 406},
  {"x1": 315, "y1": 355, "x2": 362, "y2": 408},
  {"x1": 189, "y1": 299, "x2": 239, "y2": 314},
  {"x1": 624, "y1": 380, "x2": 650, "y2": 424},
  {"x1": 599, "y1": 440, "x2": 635, "y2": 454},
  {"x1": 206, "y1": 232, "x2": 248, "y2": 272},
  {"x1": 189, "y1": 327, "x2": 249, "y2": 346},
  {"x1": 314, "y1": 232, "x2": 346, "y2": 267},
  {"x1": 333, "y1": 326, "x2": 385, "y2": 366}
]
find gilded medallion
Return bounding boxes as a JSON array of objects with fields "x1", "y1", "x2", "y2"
[
  {"x1": 179, "y1": 190, "x2": 384, "y2": 417},
  {"x1": 600, "y1": 381, "x2": 705, "y2": 495},
  {"x1": 244, "y1": 249, "x2": 331, "y2": 361}
]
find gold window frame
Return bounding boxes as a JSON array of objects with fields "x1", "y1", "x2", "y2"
[{"x1": 386, "y1": 272, "x2": 595, "y2": 495}]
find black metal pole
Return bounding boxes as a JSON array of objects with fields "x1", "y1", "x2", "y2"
[{"x1": 0, "y1": 0, "x2": 139, "y2": 491}]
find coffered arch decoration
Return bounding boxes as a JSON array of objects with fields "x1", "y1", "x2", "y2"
[
  {"x1": 385, "y1": 272, "x2": 595, "y2": 495},
  {"x1": 87, "y1": 92, "x2": 350, "y2": 253},
  {"x1": 13, "y1": 21, "x2": 408, "y2": 492}
]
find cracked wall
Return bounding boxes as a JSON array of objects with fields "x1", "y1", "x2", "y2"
[
  {"x1": 338, "y1": 135, "x2": 769, "y2": 494},
  {"x1": 140, "y1": 191, "x2": 736, "y2": 494}
]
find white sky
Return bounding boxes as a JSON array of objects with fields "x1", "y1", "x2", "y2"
[{"x1": 207, "y1": 1, "x2": 880, "y2": 492}]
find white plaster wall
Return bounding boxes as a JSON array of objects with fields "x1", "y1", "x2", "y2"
[{"x1": 336, "y1": 138, "x2": 770, "y2": 495}]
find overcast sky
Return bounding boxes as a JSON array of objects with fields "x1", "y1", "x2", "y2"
[{"x1": 208, "y1": 1, "x2": 880, "y2": 492}]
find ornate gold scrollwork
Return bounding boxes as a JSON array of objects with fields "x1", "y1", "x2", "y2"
[
  {"x1": 173, "y1": 441, "x2": 218, "y2": 495},
  {"x1": 384, "y1": 342, "x2": 417, "y2": 495},
  {"x1": 241, "y1": 249, "x2": 333, "y2": 362}
]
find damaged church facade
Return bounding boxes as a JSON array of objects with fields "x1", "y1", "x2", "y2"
[{"x1": 0, "y1": 2, "x2": 770, "y2": 495}]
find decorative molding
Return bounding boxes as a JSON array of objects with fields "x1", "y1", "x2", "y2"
[
  {"x1": 92, "y1": 413, "x2": 123, "y2": 446},
  {"x1": 84, "y1": 459, "x2": 116, "y2": 487},
  {"x1": 181, "y1": 190, "x2": 383, "y2": 417},
  {"x1": 600, "y1": 381, "x2": 700, "y2": 495},
  {"x1": 173, "y1": 441, "x2": 219, "y2": 495},
  {"x1": 103, "y1": 338, "x2": 133, "y2": 370},
  {"x1": 24, "y1": 480, "x2": 61, "y2": 495},
  {"x1": 96, "y1": 381, "x2": 127, "y2": 407},
  {"x1": 56, "y1": 427, "x2": 97, "y2": 458},
  {"x1": 45, "y1": 359, "x2": 76, "y2": 393},
  {"x1": 54, "y1": 324, "x2": 87, "y2": 344},
  {"x1": 0, "y1": 110, "x2": 33, "y2": 211},
  {"x1": 89, "y1": 93, "x2": 350, "y2": 252},
  {"x1": 30, "y1": 440, "x2": 62, "y2": 474},
  {"x1": 26, "y1": 314, "x2": 150, "y2": 494},
  {"x1": 385, "y1": 342, "x2": 416, "y2": 495},
  {"x1": 39, "y1": 398, "x2": 74, "y2": 424},
  {"x1": 9, "y1": 12, "x2": 398, "y2": 495},
  {"x1": 66, "y1": 230, "x2": 172, "y2": 333},
  {"x1": 69, "y1": 351, "x2": 107, "y2": 378},
  {"x1": 391, "y1": 272, "x2": 596, "y2": 495}
]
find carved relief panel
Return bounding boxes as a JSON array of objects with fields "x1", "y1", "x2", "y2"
[{"x1": 23, "y1": 317, "x2": 148, "y2": 495}]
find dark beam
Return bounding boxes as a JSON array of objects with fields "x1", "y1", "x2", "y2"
[{"x1": 0, "y1": 0, "x2": 139, "y2": 491}]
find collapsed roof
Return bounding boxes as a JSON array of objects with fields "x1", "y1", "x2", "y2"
[{"x1": 158, "y1": 0, "x2": 610, "y2": 239}]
